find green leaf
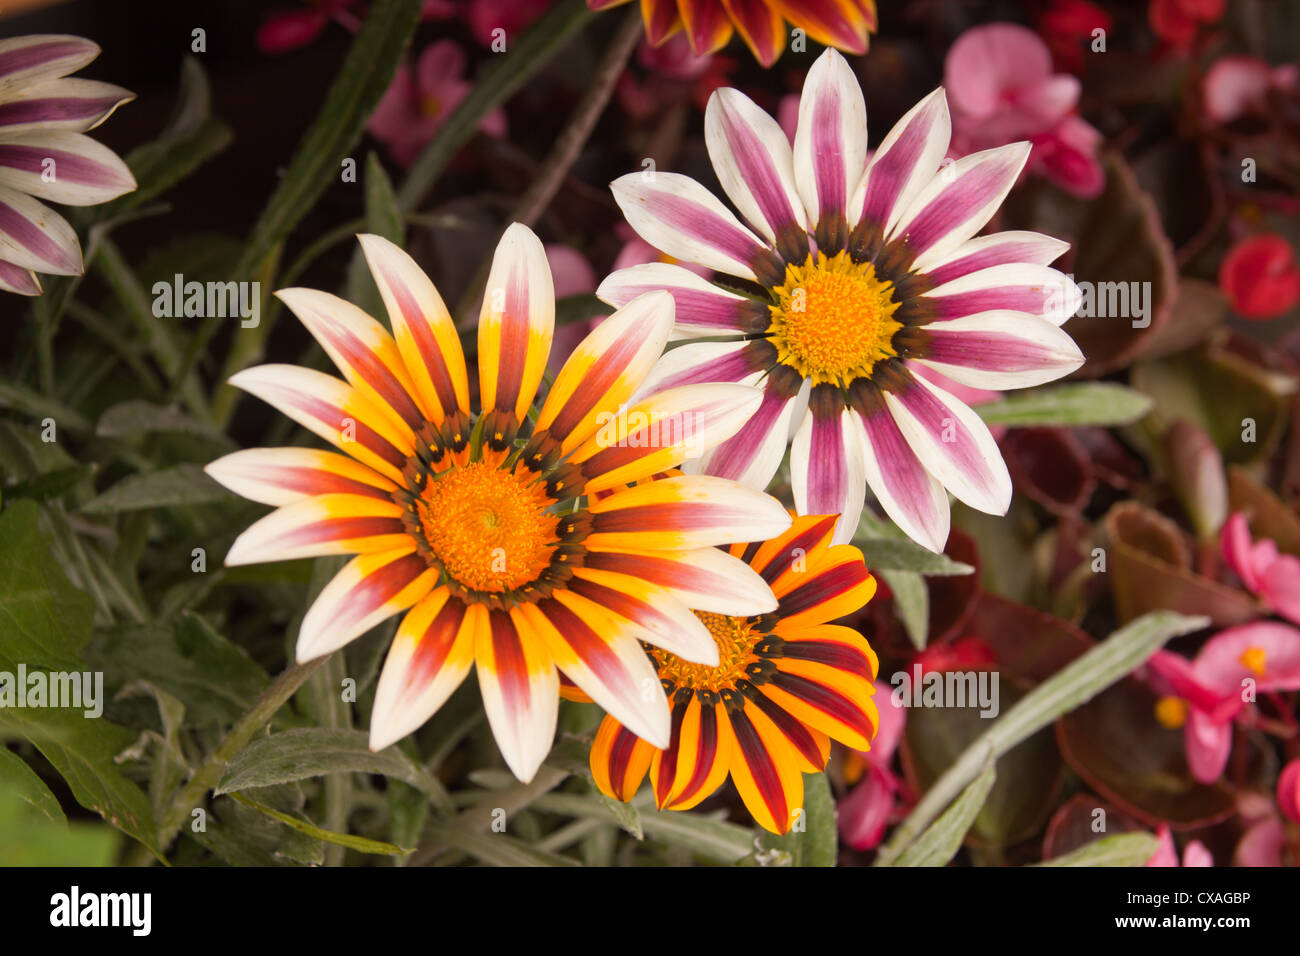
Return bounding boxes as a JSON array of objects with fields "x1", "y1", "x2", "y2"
[
  {"x1": 853, "y1": 513, "x2": 933, "y2": 647},
  {"x1": 81, "y1": 463, "x2": 233, "y2": 514},
  {"x1": 891, "y1": 758, "x2": 995, "y2": 867},
  {"x1": 233, "y1": 0, "x2": 422, "y2": 279},
  {"x1": 0, "y1": 420, "x2": 76, "y2": 481},
  {"x1": 423, "y1": 822, "x2": 581, "y2": 866},
  {"x1": 556, "y1": 293, "x2": 610, "y2": 327},
  {"x1": 228, "y1": 792, "x2": 411, "y2": 856},
  {"x1": 0, "y1": 747, "x2": 66, "y2": 826},
  {"x1": 975, "y1": 383, "x2": 1154, "y2": 427},
  {"x1": 1035, "y1": 832, "x2": 1160, "y2": 867},
  {"x1": 639, "y1": 808, "x2": 755, "y2": 864},
  {"x1": 0, "y1": 773, "x2": 119, "y2": 865},
  {"x1": 4, "y1": 465, "x2": 95, "y2": 505},
  {"x1": 0, "y1": 500, "x2": 94, "y2": 671},
  {"x1": 880, "y1": 568, "x2": 929, "y2": 650},
  {"x1": 216, "y1": 727, "x2": 453, "y2": 814},
  {"x1": 97, "y1": 57, "x2": 233, "y2": 217},
  {"x1": 397, "y1": 0, "x2": 596, "y2": 211},
  {"x1": 0, "y1": 706, "x2": 161, "y2": 859},
  {"x1": 96, "y1": 400, "x2": 229, "y2": 441},
  {"x1": 753, "y1": 771, "x2": 838, "y2": 866},
  {"x1": 855, "y1": 538, "x2": 974, "y2": 575},
  {"x1": 0, "y1": 382, "x2": 91, "y2": 433},
  {"x1": 874, "y1": 610, "x2": 1209, "y2": 865}
]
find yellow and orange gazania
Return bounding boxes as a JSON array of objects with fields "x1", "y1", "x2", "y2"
[
  {"x1": 588, "y1": 0, "x2": 877, "y2": 68},
  {"x1": 206, "y1": 225, "x2": 794, "y2": 783},
  {"x1": 590, "y1": 512, "x2": 879, "y2": 833}
]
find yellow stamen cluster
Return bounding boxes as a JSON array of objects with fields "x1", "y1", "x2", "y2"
[
  {"x1": 1240, "y1": 646, "x2": 1268, "y2": 677},
  {"x1": 1154, "y1": 695, "x2": 1189, "y2": 730},
  {"x1": 416, "y1": 461, "x2": 558, "y2": 593},
  {"x1": 767, "y1": 251, "x2": 902, "y2": 386},
  {"x1": 654, "y1": 611, "x2": 762, "y2": 692}
]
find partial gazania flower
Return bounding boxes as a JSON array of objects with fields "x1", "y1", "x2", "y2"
[
  {"x1": 600, "y1": 48, "x2": 1085, "y2": 551},
  {"x1": 590, "y1": 514, "x2": 878, "y2": 833},
  {"x1": 587, "y1": 0, "x2": 877, "y2": 68},
  {"x1": 0, "y1": 35, "x2": 136, "y2": 296},
  {"x1": 206, "y1": 226, "x2": 792, "y2": 783}
]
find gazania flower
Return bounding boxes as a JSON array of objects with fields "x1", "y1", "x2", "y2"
[
  {"x1": 587, "y1": 0, "x2": 877, "y2": 68},
  {"x1": 207, "y1": 225, "x2": 792, "y2": 782},
  {"x1": 590, "y1": 513, "x2": 878, "y2": 833},
  {"x1": 599, "y1": 48, "x2": 1085, "y2": 551},
  {"x1": 0, "y1": 35, "x2": 136, "y2": 296}
]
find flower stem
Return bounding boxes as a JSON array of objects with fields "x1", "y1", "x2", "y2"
[
  {"x1": 138, "y1": 656, "x2": 329, "y2": 864},
  {"x1": 453, "y1": 8, "x2": 643, "y2": 324}
]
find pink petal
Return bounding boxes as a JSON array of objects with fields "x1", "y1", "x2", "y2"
[
  {"x1": 1184, "y1": 708, "x2": 1233, "y2": 784},
  {"x1": 1220, "y1": 511, "x2": 1263, "y2": 592}
]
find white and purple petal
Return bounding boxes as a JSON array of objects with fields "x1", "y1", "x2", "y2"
[
  {"x1": 921, "y1": 230, "x2": 1069, "y2": 287},
  {"x1": 887, "y1": 141, "x2": 1032, "y2": 273},
  {"x1": 911, "y1": 311, "x2": 1084, "y2": 390},
  {"x1": 0, "y1": 35, "x2": 99, "y2": 93},
  {"x1": 790, "y1": 390, "x2": 867, "y2": 545},
  {"x1": 611, "y1": 171, "x2": 781, "y2": 283},
  {"x1": 883, "y1": 371, "x2": 1012, "y2": 516},
  {"x1": 793, "y1": 48, "x2": 866, "y2": 250},
  {"x1": 596, "y1": 262, "x2": 770, "y2": 339},
  {"x1": 0, "y1": 130, "x2": 135, "y2": 206},
  {"x1": 688, "y1": 374, "x2": 802, "y2": 490},
  {"x1": 917, "y1": 264, "x2": 1081, "y2": 326},
  {"x1": 851, "y1": 87, "x2": 950, "y2": 236},
  {"x1": 705, "y1": 86, "x2": 808, "y2": 261},
  {"x1": 0, "y1": 184, "x2": 80, "y2": 275},
  {"x1": 0, "y1": 257, "x2": 39, "y2": 294},
  {"x1": 634, "y1": 339, "x2": 769, "y2": 399},
  {"x1": 856, "y1": 399, "x2": 951, "y2": 553},
  {"x1": 0, "y1": 77, "x2": 133, "y2": 134}
]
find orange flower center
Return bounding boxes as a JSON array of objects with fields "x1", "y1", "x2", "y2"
[
  {"x1": 416, "y1": 462, "x2": 558, "y2": 593},
  {"x1": 654, "y1": 611, "x2": 763, "y2": 692},
  {"x1": 767, "y1": 251, "x2": 901, "y2": 386},
  {"x1": 1240, "y1": 646, "x2": 1268, "y2": 677},
  {"x1": 1154, "y1": 695, "x2": 1189, "y2": 729}
]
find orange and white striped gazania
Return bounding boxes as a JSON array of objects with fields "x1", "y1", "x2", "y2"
[
  {"x1": 587, "y1": 0, "x2": 878, "y2": 68},
  {"x1": 207, "y1": 225, "x2": 792, "y2": 782},
  {"x1": 589, "y1": 513, "x2": 879, "y2": 833}
]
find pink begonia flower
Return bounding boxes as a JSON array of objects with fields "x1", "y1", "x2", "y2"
[
  {"x1": 1146, "y1": 824, "x2": 1213, "y2": 866},
  {"x1": 460, "y1": 0, "x2": 551, "y2": 48},
  {"x1": 257, "y1": 1, "x2": 357, "y2": 55},
  {"x1": 258, "y1": 1, "x2": 448, "y2": 55},
  {"x1": 1147, "y1": 622, "x2": 1300, "y2": 783},
  {"x1": 1149, "y1": 0, "x2": 1224, "y2": 51},
  {"x1": 367, "y1": 40, "x2": 506, "y2": 167},
  {"x1": 838, "y1": 679, "x2": 907, "y2": 850},
  {"x1": 1203, "y1": 56, "x2": 1300, "y2": 125},
  {"x1": 1232, "y1": 788, "x2": 1290, "y2": 866},
  {"x1": 1236, "y1": 816, "x2": 1286, "y2": 866},
  {"x1": 616, "y1": 35, "x2": 734, "y2": 121},
  {"x1": 1222, "y1": 512, "x2": 1300, "y2": 625},
  {"x1": 1037, "y1": 0, "x2": 1112, "y2": 75},
  {"x1": 944, "y1": 23, "x2": 1104, "y2": 199},
  {"x1": 1280, "y1": 758, "x2": 1300, "y2": 825}
]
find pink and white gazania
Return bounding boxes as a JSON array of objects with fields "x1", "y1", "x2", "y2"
[
  {"x1": 598, "y1": 48, "x2": 1085, "y2": 551},
  {"x1": 0, "y1": 35, "x2": 136, "y2": 296}
]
